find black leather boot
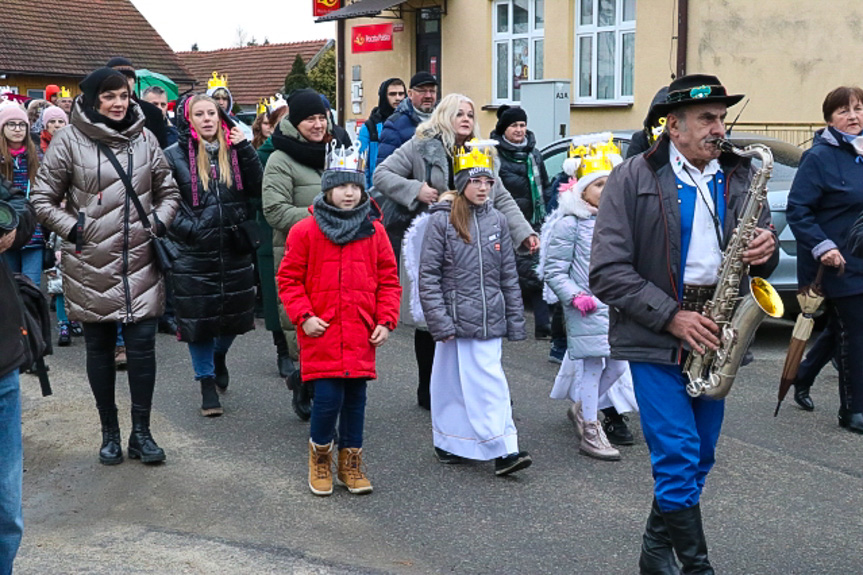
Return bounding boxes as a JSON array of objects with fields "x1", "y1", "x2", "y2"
[
  {"x1": 98, "y1": 406, "x2": 123, "y2": 465},
  {"x1": 214, "y1": 352, "x2": 229, "y2": 393},
  {"x1": 200, "y1": 377, "x2": 224, "y2": 417},
  {"x1": 639, "y1": 499, "x2": 681, "y2": 574},
  {"x1": 793, "y1": 383, "x2": 815, "y2": 411},
  {"x1": 128, "y1": 406, "x2": 166, "y2": 464},
  {"x1": 663, "y1": 504, "x2": 713, "y2": 575},
  {"x1": 293, "y1": 380, "x2": 312, "y2": 421}
]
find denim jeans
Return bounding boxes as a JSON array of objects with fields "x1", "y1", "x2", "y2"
[
  {"x1": 3, "y1": 246, "x2": 42, "y2": 287},
  {"x1": 83, "y1": 320, "x2": 158, "y2": 410},
  {"x1": 187, "y1": 335, "x2": 236, "y2": 380},
  {"x1": 0, "y1": 369, "x2": 22, "y2": 575},
  {"x1": 310, "y1": 378, "x2": 367, "y2": 449}
]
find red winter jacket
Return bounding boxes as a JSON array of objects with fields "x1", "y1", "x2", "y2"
[{"x1": 277, "y1": 205, "x2": 401, "y2": 382}]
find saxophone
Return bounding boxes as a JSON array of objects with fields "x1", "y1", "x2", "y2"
[{"x1": 683, "y1": 138, "x2": 785, "y2": 399}]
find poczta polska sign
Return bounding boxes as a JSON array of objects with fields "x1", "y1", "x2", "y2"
[{"x1": 352, "y1": 24, "x2": 394, "y2": 53}]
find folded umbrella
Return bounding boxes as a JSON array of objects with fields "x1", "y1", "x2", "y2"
[{"x1": 776, "y1": 265, "x2": 827, "y2": 416}]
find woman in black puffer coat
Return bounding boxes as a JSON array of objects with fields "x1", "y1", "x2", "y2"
[
  {"x1": 490, "y1": 105, "x2": 551, "y2": 339},
  {"x1": 164, "y1": 93, "x2": 263, "y2": 416}
]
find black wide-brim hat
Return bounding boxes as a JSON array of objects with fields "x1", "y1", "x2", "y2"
[{"x1": 651, "y1": 74, "x2": 744, "y2": 117}]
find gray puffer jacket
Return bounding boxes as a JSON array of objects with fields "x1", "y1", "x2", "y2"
[
  {"x1": 542, "y1": 191, "x2": 609, "y2": 359},
  {"x1": 419, "y1": 199, "x2": 525, "y2": 342}
]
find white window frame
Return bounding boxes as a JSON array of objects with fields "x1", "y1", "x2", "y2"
[
  {"x1": 492, "y1": 0, "x2": 545, "y2": 104},
  {"x1": 574, "y1": 0, "x2": 636, "y2": 104}
]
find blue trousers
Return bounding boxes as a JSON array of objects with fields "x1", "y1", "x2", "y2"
[
  {"x1": 630, "y1": 361, "x2": 725, "y2": 512},
  {"x1": 309, "y1": 378, "x2": 367, "y2": 450},
  {"x1": 3, "y1": 247, "x2": 42, "y2": 287},
  {"x1": 0, "y1": 369, "x2": 22, "y2": 575},
  {"x1": 187, "y1": 335, "x2": 236, "y2": 380}
]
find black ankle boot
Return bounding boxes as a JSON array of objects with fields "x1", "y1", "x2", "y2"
[
  {"x1": 98, "y1": 407, "x2": 123, "y2": 465},
  {"x1": 214, "y1": 352, "x2": 229, "y2": 393},
  {"x1": 602, "y1": 408, "x2": 635, "y2": 446},
  {"x1": 662, "y1": 504, "x2": 713, "y2": 574},
  {"x1": 128, "y1": 406, "x2": 166, "y2": 464},
  {"x1": 200, "y1": 377, "x2": 224, "y2": 417},
  {"x1": 639, "y1": 499, "x2": 680, "y2": 574},
  {"x1": 292, "y1": 378, "x2": 312, "y2": 421},
  {"x1": 278, "y1": 353, "x2": 295, "y2": 379},
  {"x1": 793, "y1": 383, "x2": 815, "y2": 411}
]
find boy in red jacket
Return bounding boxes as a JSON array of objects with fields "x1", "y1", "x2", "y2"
[{"x1": 277, "y1": 144, "x2": 401, "y2": 496}]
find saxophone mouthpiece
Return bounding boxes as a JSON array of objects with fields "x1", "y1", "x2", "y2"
[{"x1": 707, "y1": 137, "x2": 734, "y2": 153}]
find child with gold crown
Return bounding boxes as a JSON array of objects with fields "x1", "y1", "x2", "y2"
[
  {"x1": 278, "y1": 142, "x2": 401, "y2": 496},
  {"x1": 417, "y1": 140, "x2": 532, "y2": 477},
  {"x1": 539, "y1": 134, "x2": 635, "y2": 461}
]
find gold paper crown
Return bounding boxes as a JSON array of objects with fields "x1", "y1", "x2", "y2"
[
  {"x1": 208, "y1": 71, "x2": 228, "y2": 90},
  {"x1": 453, "y1": 139, "x2": 497, "y2": 173},
  {"x1": 326, "y1": 142, "x2": 366, "y2": 173},
  {"x1": 257, "y1": 94, "x2": 288, "y2": 115},
  {"x1": 575, "y1": 136, "x2": 621, "y2": 179},
  {"x1": 59, "y1": 86, "x2": 71, "y2": 98},
  {"x1": 649, "y1": 117, "x2": 667, "y2": 144},
  {"x1": 562, "y1": 133, "x2": 622, "y2": 179}
]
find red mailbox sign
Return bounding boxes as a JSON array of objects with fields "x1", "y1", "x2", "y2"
[
  {"x1": 351, "y1": 24, "x2": 394, "y2": 53},
  {"x1": 313, "y1": 0, "x2": 340, "y2": 17}
]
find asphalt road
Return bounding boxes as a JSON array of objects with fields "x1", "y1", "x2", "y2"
[{"x1": 13, "y1": 315, "x2": 863, "y2": 574}]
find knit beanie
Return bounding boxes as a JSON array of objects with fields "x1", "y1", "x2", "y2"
[
  {"x1": 288, "y1": 89, "x2": 328, "y2": 128},
  {"x1": 0, "y1": 104, "x2": 28, "y2": 130},
  {"x1": 494, "y1": 105, "x2": 527, "y2": 136},
  {"x1": 106, "y1": 56, "x2": 135, "y2": 76},
  {"x1": 79, "y1": 67, "x2": 128, "y2": 108},
  {"x1": 40, "y1": 105, "x2": 67, "y2": 125},
  {"x1": 321, "y1": 169, "x2": 365, "y2": 193},
  {"x1": 454, "y1": 166, "x2": 494, "y2": 195}
]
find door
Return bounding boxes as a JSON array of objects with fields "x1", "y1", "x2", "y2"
[{"x1": 416, "y1": 7, "x2": 442, "y2": 85}]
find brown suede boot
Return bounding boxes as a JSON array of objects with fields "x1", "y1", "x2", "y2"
[
  {"x1": 336, "y1": 447, "x2": 373, "y2": 494},
  {"x1": 308, "y1": 440, "x2": 334, "y2": 496},
  {"x1": 580, "y1": 420, "x2": 621, "y2": 461}
]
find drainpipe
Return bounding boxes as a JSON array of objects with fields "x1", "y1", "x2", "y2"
[
  {"x1": 676, "y1": 0, "x2": 688, "y2": 78},
  {"x1": 337, "y1": 17, "x2": 345, "y2": 126}
]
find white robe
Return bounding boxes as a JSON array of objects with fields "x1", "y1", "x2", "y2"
[
  {"x1": 549, "y1": 355, "x2": 639, "y2": 413},
  {"x1": 431, "y1": 338, "x2": 519, "y2": 460}
]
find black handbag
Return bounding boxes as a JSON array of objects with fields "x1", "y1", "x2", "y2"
[
  {"x1": 97, "y1": 143, "x2": 177, "y2": 273},
  {"x1": 224, "y1": 204, "x2": 261, "y2": 254}
]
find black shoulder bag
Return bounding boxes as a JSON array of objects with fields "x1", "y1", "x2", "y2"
[{"x1": 97, "y1": 143, "x2": 178, "y2": 273}]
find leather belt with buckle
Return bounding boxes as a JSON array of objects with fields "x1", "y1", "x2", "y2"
[{"x1": 681, "y1": 284, "x2": 717, "y2": 313}]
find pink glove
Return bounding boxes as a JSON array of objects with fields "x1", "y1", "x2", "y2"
[{"x1": 572, "y1": 294, "x2": 597, "y2": 317}]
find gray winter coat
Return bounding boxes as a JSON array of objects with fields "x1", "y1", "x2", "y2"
[
  {"x1": 373, "y1": 131, "x2": 535, "y2": 250},
  {"x1": 419, "y1": 200, "x2": 525, "y2": 342},
  {"x1": 543, "y1": 197, "x2": 609, "y2": 359},
  {"x1": 589, "y1": 135, "x2": 779, "y2": 365}
]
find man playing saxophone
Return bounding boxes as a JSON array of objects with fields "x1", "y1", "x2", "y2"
[{"x1": 589, "y1": 74, "x2": 778, "y2": 574}]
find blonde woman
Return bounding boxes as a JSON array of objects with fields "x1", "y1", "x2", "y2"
[
  {"x1": 373, "y1": 93, "x2": 537, "y2": 412},
  {"x1": 163, "y1": 94, "x2": 263, "y2": 416}
]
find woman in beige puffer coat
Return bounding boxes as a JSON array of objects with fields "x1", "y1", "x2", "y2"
[{"x1": 31, "y1": 68, "x2": 179, "y2": 467}]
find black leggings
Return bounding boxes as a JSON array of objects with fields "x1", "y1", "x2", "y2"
[{"x1": 82, "y1": 319, "x2": 158, "y2": 410}]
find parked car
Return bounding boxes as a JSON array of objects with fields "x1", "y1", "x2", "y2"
[{"x1": 539, "y1": 132, "x2": 804, "y2": 317}]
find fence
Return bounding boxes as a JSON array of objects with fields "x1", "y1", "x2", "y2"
[{"x1": 733, "y1": 122, "x2": 822, "y2": 149}]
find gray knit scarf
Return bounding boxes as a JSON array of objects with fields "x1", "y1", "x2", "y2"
[{"x1": 312, "y1": 193, "x2": 372, "y2": 245}]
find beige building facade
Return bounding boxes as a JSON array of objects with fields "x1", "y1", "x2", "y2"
[{"x1": 322, "y1": 0, "x2": 863, "y2": 148}]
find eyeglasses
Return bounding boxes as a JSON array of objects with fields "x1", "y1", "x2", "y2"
[
  {"x1": 468, "y1": 178, "x2": 494, "y2": 189},
  {"x1": 4, "y1": 122, "x2": 27, "y2": 131},
  {"x1": 412, "y1": 87, "x2": 437, "y2": 95}
]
